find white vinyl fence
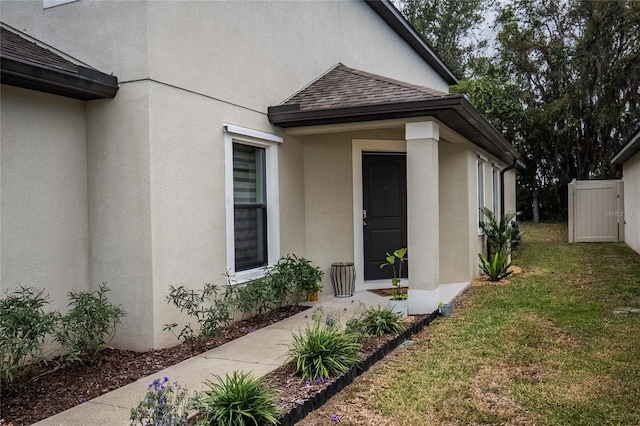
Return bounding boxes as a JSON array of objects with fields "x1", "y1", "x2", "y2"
[{"x1": 568, "y1": 179, "x2": 625, "y2": 243}]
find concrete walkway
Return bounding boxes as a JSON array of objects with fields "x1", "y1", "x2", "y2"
[{"x1": 33, "y1": 291, "x2": 389, "y2": 426}]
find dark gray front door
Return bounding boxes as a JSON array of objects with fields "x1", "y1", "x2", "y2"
[{"x1": 362, "y1": 153, "x2": 408, "y2": 280}]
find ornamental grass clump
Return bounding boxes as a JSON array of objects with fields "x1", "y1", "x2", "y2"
[
  {"x1": 363, "y1": 306, "x2": 405, "y2": 337},
  {"x1": 194, "y1": 371, "x2": 280, "y2": 426},
  {"x1": 130, "y1": 377, "x2": 191, "y2": 426},
  {"x1": 288, "y1": 322, "x2": 361, "y2": 381}
]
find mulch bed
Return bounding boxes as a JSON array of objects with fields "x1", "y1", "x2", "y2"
[
  {"x1": 366, "y1": 287, "x2": 408, "y2": 297},
  {"x1": 2, "y1": 307, "x2": 432, "y2": 426},
  {"x1": 0, "y1": 305, "x2": 308, "y2": 426}
]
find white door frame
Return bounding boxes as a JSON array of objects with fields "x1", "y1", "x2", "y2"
[{"x1": 351, "y1": 139, "x2": 406, "y2": 291}]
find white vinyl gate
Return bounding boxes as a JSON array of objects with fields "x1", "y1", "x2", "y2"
[{"x1": 568, "y1": 179, "x2": 625, "y2": 243}]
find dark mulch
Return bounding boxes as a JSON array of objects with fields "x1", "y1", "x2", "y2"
[
  {"x1": 1, "y1": 305, "x2": 308, "y2": 426},
  {"x1": 2, "y1": 309, "x2": 425, "y2": 426},
  {"x1": 366, "y1": 287, "x2": 408, "y2": 297},
  {"x1": 265, "y1": 314, "x2": 426, "y2": 414}
]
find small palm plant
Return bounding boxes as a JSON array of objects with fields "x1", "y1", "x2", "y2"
[
  {"x1": 379, "y1": 248, "x2": 407, "y2": 300},
  {"x1": 478, "y1": 207, "x2": 520, "y2": 282}
]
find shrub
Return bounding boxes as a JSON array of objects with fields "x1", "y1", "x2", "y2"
[
  {"x1": 164, "y1": 283, "x2": 233, "y2": 342},
  {"x1": 478, "y1": 252, "x2": 513, "y2": 282},
  {"x1": 55, "y1": 284, "x2": 126, "y2": 362},
  {"x1": 288, "y1": 323, "x2": 361, "y2": 381},
  {"x1": 130, "y1": 377, "x2": 191, "y2": 426},
  {"x1": 363, "y1": 306, "x2": 405, "y2": 337},
  {"x1": 230, "y1": 277, "x2": 278, "y2": 321},
  {"x1": 0, "y1": 286, "x2": 57, "y2": 386},
  {"x1": 195, "y1": 371, "x2": 280, "y2": 426},
  {"x1": 266, "y1": 256, "x2": 300, "y2": 306}
]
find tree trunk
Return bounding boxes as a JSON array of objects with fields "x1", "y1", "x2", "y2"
[{"x1": 532, "y1": 189, "x2": 540, "y2": 223}]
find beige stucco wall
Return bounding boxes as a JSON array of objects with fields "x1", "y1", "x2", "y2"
[
  {"x1": 438, "y1": 139, "x2": 473, "y2": 284},
  {"x1": 301, "y1": 129, "x2": 405, "y2": 293},
  {"x1": 623, "y1": 152, "x2": 640, "y2": 254},
  {"x1": 1, "y1": 85, "x2": 90, "y2": 310}
]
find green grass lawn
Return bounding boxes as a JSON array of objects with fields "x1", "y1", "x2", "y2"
[{"x1": 305, "y1": 222, "x2": 640, "y2": 425}]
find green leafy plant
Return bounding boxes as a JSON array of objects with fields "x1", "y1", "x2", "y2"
[
  {"x1": 288, "y1": 322, "x2": 361, "y2": 381},
  {"x1": 289, "y1": 255, "x2": 324, "y2": 298},
  {"x1": 230, "y1": 277, "x2": 278, "y2": 321},
  {"x1": 479, "y1": 207, "x2": 521, "y2": 257},
  {"x1": 478, "y1": 251, "x2": 513, "y2": 282},
  {"x1": 164, "y1": 283, "x2": 233, "y2": 342},
  {"x1": 130, "y1": 377, "x2": 191, "y2": 426},
  {"x1": 55, "y1": 283, "x2": 126, "y2": 362},
  {"x1": 266, "y1": 255, "x2": 301, "y2": 306},
  {"x1": 0, "y1": 286, "x2": 57, "y2": 386},
  {"x1": 379, "y1": 248, "x2": 408, "y2": 300},
  {"x1": 195, "y1": 371, "x2": 280, "y2": 426},
  {"x1": 363, "y1": 306, "x2": 405, "y2": 337}
]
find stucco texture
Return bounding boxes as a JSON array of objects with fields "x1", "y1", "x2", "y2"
[
  {"x1": 1, "y1": 85, "x2": 90, "y2": 310},
  {"x1": 623, "y1": 152, "x2": 640, "y2": 254}
]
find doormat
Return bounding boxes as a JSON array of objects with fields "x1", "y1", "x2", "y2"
[{"x1": 367, "y1": 287, "x2": 408, "y2": 297}]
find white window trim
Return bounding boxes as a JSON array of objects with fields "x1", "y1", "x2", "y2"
[
  {"x1": 477, "y1": 157, "x2": 486, "y2": 235},
  {"x1": 492, "y1": 166, "x2": 501, "y2": 220},
  {"x1": 224, "y1": 124, "x2": 281, "y2": 284}
]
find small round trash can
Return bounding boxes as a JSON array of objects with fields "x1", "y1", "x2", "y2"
[{"x1": 330, "y1": 262, "x2": 355, "y2": 297}]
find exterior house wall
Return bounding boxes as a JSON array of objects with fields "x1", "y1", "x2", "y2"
[
  {"x1": 438, "y1": 139, "x2": 473, "y2": 284},
  {"x1": 1, "y1": 85, "x2": 90, "y2": 310},
  {"x1": 623, "y1": 152, "x2": 640, "y2": 254},
  {"x1": 0, "y1": 1, "x2": 520, "y2": 349}
]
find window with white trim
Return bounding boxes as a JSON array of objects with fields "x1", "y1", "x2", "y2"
[
  {"x1": 477, "y1": 158, "x2": 485, "y2": 232},
  {"x1": 233, "y1": 143, "x2": 267, "y2": 271},
  {"x1": 224, "y1": 124, "x2": 281, "y2": 281},
  {"x1": 492, "y1": 166, "x2": 500, "y2": 219}
]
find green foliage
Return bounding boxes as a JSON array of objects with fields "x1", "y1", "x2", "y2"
[
  {"x1": 164, "y1": 283, "x2": 233, "y2": 342},
  {"x1": 344, "y1": 317, "x2": 371, "y2": 342},
  {"x1": 379, "y1": 248, "x2": 408, "y2": 300},
  {"x1": 478, "y1": 252, "x2": 513, "y2": 282},
  {"x1": 55, "y1": 284, "x2": 125, "y2": 362},
  {"x1": 195, "y1": 371, "x2": 280, "y2": 426},
  {"x1": 363, "y1": 306, "x2": 405, "y2": 337},
  {"x1": 130, "y1": 377, "x2": 191, "y2": 426},
  {"x1": 479, "y1": 207, "x2": 520, "y2": 257},
  {"x1": 401, "y1": 0, "x2": 490, "y2": 77},
  {"x1": 287, "y1": 255, "x2": 324, "y2": 297},
  {"x1": 230, "y1": 277, "x2": 277, "y2": 321},
  {"x1": 265, "y1": 255, "x2": 300, "y2": 306},
  {"x1": 0, "y1": 286, "x2": 57, "y2": 386},
  {"x1": 288, "y1": 323, "x2": 361, "y2": 381}
]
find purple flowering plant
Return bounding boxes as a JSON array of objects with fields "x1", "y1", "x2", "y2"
[{"x1": 130, "y1": 377, "x2": 192, "y2": 426}]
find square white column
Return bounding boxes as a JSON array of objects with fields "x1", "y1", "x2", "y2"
[{"x1": 405, "y1": 121, "x2": 440, "y2": 314}]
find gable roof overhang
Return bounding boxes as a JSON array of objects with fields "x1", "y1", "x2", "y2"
[
  {"x1": 612, "y1": 128, "x2": 640, "y2": 165},
  {"x1": 365, "y1": 0, "x2": 458, "y2": 85},
  {"x1": 1, "y1": 26, "x2": 118, "y2": 100}
]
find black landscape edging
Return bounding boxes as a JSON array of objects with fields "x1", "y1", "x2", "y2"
[{"x1": 277, "y1": 309, "x2": 440, "y2": 425}]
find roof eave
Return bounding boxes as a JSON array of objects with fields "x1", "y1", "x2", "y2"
[
  {"x1": 612, "y1": 128, "x2": 640, "y2": 165},
  {"x1": 268, "y1": 97, "x2": 522, "y2": 169},
  {"x1": 1, "y1": 56, "x2": 118, "y2": 100},
  {"x1": 365, "y1": 0, "x2": 458, "y2": 86}
]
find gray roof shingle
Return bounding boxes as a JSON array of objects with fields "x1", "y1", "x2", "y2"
[
  {"x1": 281, "y1": 63, "x2": 451, "y2": 111},
  {"x1": 1, "y1": 27, "x2": 78, "y2": 74}
]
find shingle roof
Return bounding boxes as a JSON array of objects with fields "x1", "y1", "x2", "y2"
[
  {"x1": 1, "y1": 27, "x2": 78, "y2": 74},
  {"x1": 269, "y1": 63, "x2": 523, "y2": 169},
  {"x1": 612, "y1": 128, "x2": 640, "y2": 165},
  {"x1": 282, "y1": 63, "x2": 451, "y2": 111},
  {"x1": 1, "y1": 25, "x2": 118, "y2": 100}
]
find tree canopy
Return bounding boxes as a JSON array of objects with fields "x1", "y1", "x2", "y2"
[{"x1": 400, "y1": 0, "x2": 640, "y2": 220}]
